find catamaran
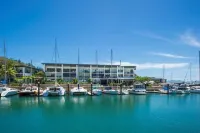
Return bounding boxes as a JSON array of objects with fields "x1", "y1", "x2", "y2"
[
  {"x1": 43, "y1": 86, "x2": 66, "y2": 96},
  {"x1": 42, "y1": 39, "x2": 66, "y2": 97},
  {"x1": 70, "y1": 87, "x2": 87, "y2": 95},
  {"x1": 103, "y1": 87, "x2": 119, "y2": 95},
  {"x1": 88, "y1": 84, "x2": 102, "y2": 96},
  {"x1": 129, "y1": 84, "x2": 146, "y2": 95}
]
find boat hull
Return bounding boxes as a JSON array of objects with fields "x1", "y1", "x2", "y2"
[
  {"x1": 103, "y1": 91, "x2": 119, "y2": 95},
  {"x1": 1, "y1": 90, "x2": 18, "y2": 97},
  {"x1": 93, "y1": 91, "x2": 102, "y2": 96},
  {"x1": 190, "y1": 89, "x2": 200, "y2": 93},
  {"x1": 92, "y1": 89, "x2": 102, "y2": 96},
  {"x1": 48, "y1": 91, "x2": 60, "y2": 96},
  {"x1": 18, "y1": 91, "x2": 36, "y2": 96},
  {"x1": 71, "y1": 92, "x2": 87, "y2": 96},
  {"x1": 129, "y1": 91, "x2": 146, "y2": 95}
]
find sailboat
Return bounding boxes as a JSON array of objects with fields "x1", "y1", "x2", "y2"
[
  {"x1": 1, "y1": 41, "x2": 18, "y2": 97},
  {"x1": 158, "y1": 64, "x2": 171, "y2": 94},
  {"x1": 70, "y1": 48, "x2": 87, "y2": 95},
  {"x1": 103, "y1": 49, "x2": 119, "y2": 95},
  {"x1": 42, "y1": 39, "x2": 66, "y2": 96},
  {"x1": 190, "y1": 51, "x2": 200, "y2": 93},
  {"x1": 88, "y1": 50, "x2": 102, "y2": 96}
]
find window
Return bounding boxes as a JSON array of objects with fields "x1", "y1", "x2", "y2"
[
  {"x1": 63, "y1": 73, "x2": 69, "y2": 77},
  {"x1": 46, "y1": 68, "x2": 55, "y2": 72},
  {"x1": 71, "y1": 73, "x2": 76, "y2": 77},
  {"x1": 57, "y1": 68, "x2": 61, "y2": 72},
  {"x1": 70, "y1": 69, "x2": 76, "y2": 73},
  {"x1": 63, "y1": 69, "x2": 70, "y2": 72}
]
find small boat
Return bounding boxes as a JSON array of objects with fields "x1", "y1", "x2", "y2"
[
  {"x1": 42, "y1": 86, "x2": 66, "y2": 96},
  {"x1": 190, "y1": 87, "x2": 200, "y2": 93},
  {"x1": 103, "y1": 87, "x2": 119, "y2": 95},
  {"x1": 177, "y1": 84, "x2": 190, "y2": 94},
  {"x1": 90, "y1": 85, "x2": 102, "y2": 96},
  {"x1": 18, "y1": 86, "x2": 42, "y2": 96},
  {"x1": 176, "y1": 89, "x2": 186, "y2": 94},
  {"x1": 70, "y1": 87, "x2": 87, "y2": 96},
  {"x1": 119, "y1": 88, "x2": 129, "y2": 95},
  {"x1": 93, "y1": 89, "x2": 102, "y2": 95},
  {"x1": 120, "y1": 90, "x2": 129, "y2": 95},
  {"x1": 129, "y1": 84, "x2": 146, "y2": 95},
  {"x1": 0, "y1": 87, "x2": 7, "y2": 95},
  {"x1": 159, "y1": 84, "x2": 172, "y2": 94},
  {"x1": 1, "y1": 87, "x2": 18, "y2": 97}
]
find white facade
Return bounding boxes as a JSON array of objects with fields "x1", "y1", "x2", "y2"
[{"x1": 43, "y1": 63, "x2": 136, "y2": 82}]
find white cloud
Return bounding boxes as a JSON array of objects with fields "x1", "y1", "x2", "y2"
[
  {"x1": 150, "y1": 52, "x2": 191, "y2": 59},
  {"x1": 180, "y1": 31, "x2": 200, "y2": 47},
  {"x1": 133, "y1": 31, "x2": 175, "y2": 44},
  {"x1": 102, "y1": 61, "x2": 189, "y2": 70}
]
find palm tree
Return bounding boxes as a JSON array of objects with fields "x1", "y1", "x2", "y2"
[
  {"x1": 72, "y1": 78, "x2": 78, "y2": 84},
  {"x1": 0, "y1": 60, "x2": 17, "y2": 83}
]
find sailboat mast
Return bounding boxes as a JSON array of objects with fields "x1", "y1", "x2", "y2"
[
  {"x1": 170, "y1": 72, "x2": 173, "y2": 81},
  {"x1": 55, "y1": 39, "x2": 57, "y2": 86},
  {"x1": 162, "y1": 64, "x2": 165, "y2": 82},
  {"x1": 78, "y1": 48, "x2": 80, "y2": 83},
  {"x1": 31, "y1": 60, "x2": 33, "y2": 84},
  {"x1": 110, "y1": 49, "x2": 113, "y2": 85},
  {"x1": 4, "y1": 40, "x2": 7, "y2": 84},
  {"x1": 199, "y1": 51, "x2": 200, "y2": 84},
  {"x1": 190, "y1": 63, "x2": 192, "y2": 84},
  {"x1": 96, "y1": 50, "x2": 98, "y2": 80}
]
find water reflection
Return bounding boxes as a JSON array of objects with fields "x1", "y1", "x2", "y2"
[
  {"x1": 0, "y1": 97, "x2": 11, "y2": 107},
  {"x1": 0, "y1": 95, "x2": 151, "y2": 115},
  {"x1": 1, "y1": 94, "x2": 200, "y2": 133}
]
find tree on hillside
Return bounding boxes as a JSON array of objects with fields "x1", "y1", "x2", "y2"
[
  {"x1": 34, "y1": 71, "x2": 45, "y2": 78},
  {"x1": 0, "y1": 60, "x2": 17, "y2": 83},
  {"x1": 32, "y1": 71, "x2": 46, "y2": 84},
  {"x1": 134, "y1": 76, "x2": 151, "y2": 84}
]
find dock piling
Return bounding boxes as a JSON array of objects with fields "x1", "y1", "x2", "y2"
[
  {"x1": 37, "y1": 81, "x2": 40, "y2": 97},
  {"x1": 167, "y1": 84, "x2": 169, "y2": 94},
  {"x1": 67, "y1": 83, "x2": 70, "y2": 95},
  {"x1": 120, "y1": 84, "x2": 122, "y2": 95},
  {"x1": 91, "y1": 83, "x2": 93, "y2": 96}
]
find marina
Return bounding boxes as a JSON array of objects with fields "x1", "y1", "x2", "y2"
[
  {"x1": 1, "y1": 94, "x2": 200, "y2": 133},
  {"x1": 1, "y1": 0, "x2": 200, "y2": 132}
]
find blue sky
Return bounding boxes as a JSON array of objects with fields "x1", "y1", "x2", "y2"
[{"x1": 1, "y1": 0, "x2": 200, "y2": 80}]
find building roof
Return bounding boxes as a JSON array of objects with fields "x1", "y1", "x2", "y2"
[{"x1": 42, "y1": 63, "x2": 136, "y2": 68}]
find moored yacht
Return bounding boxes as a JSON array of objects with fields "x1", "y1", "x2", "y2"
[
  {"x1": 177, "y1": 84, "x2": 190, "y2": 94},
  {"x1": 88, "y1": 84, "x2": 102, "y2": 96},
  {"x1": 190, "y1": 86, "x2": 200, "y2": 93},
  {"x1": 129, "y1": 84, "x2": 146, "y2": 95},
  {"x1": 42, "y1": 86, "x2": 66, "y2": 96},
  {"x1": 42, "y1": 40, "x2": 66, "y2": 97},
  {"x1": 18, "y1": 86, "x2": 42, "y2": 96},
  {"x1": 92, "y1": 88, "x2": 102, "y2": 96},
  {"x1": 1, "y1": 87, "x2": 18, "y2": 97},
  {"x1": 70, "y1": 87, "x2": 87, "y2": 95},
  {"x1": 103, "y1": 87, "x2": 119, "y2": 95},
  {"x1": 159, "y1": 84, "x2": 172, "y2": 94},
  {"x1": 0, "y1": 87, "x2": 6, "y2": 95}
]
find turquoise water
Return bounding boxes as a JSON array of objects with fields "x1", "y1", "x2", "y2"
[{"x1": 0, "y1": 94, "x2": 200, "y2": 133}]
